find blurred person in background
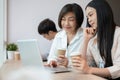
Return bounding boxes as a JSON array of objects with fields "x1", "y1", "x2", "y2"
[{"x1": 38, "y1": 18, "x2": 58, "y2": 61}]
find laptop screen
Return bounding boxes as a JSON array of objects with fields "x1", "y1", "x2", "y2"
[
  {"x1": 17, "y1": 39, "x2": 71, "y2": 73},
  {"x1": 17, "y1": 39, "x2": 44, "y2": 67}
]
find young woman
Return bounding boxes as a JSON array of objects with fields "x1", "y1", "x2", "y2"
[
  {"x1": 47, "y1": 3, "x2": 84, "y2": 67},
  {"x1": 71, "y1": 0, "x2": 120, "y2": 79}
]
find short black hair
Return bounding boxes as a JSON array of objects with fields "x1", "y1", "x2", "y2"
[
  {"x1": 38, "y1": 18, "x2": 57, "y2": 34},
  {"x1": 58, "y1": 3, "x2": 84, "y2": 30}
]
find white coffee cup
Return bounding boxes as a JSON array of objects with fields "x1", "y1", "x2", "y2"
[{"x1": 70, "y1": 52, "x2": 81, "y2": 72}]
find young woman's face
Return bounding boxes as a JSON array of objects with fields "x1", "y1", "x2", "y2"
[
  {"x1": 86, "y1": 7, "x2": 97, "y2": 29},
  {"x1": 61, "y1": 12, "x2": 77, "y2": 33}
]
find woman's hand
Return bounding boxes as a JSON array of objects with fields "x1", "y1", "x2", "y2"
[
  {"x1": 45, "y1": 60, "x2": 57, "y2": 67},
  {"x1": 57, "y1": 55, "x2": 68, "y2": 67},
  {"x1": 83, "y1": 27, "x2": 96, "y2": 40},
  {"x1": 71, "y1": 56, "x2": 91, "y2": 74}
]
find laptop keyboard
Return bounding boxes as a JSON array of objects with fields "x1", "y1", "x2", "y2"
[{"x1": 44, "y1": 66, "x2": 71, "y2": 73}]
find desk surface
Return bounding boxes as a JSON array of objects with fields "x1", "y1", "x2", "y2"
[{"x1": 0, "y1": 60, "x2": 107, "y2": 80}]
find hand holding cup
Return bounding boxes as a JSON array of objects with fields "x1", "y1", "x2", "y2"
[
  {"x1": 57, "y1": 49, "x2": 68, "y2": 67},
  {"x1": 70, "y1": 53, "x2": 82, "y2": 72},
  {"x1": 71, "y1": 53, "x2": 90, "y2": 73}
]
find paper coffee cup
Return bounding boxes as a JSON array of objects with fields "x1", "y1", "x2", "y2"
[
  {"x1": 70, "y1": 52, "x2": 81, "y2": 59},
  {"x1": 14, "y1": 51, "x2": 20, "y2": 60},
  {"x1": 70, "y1": 52, "x2": 81, "y2": 69},
  {"x1": 70, "y1": 54, "x2": 81, "y2": 59},
  {"x1": 57, "y1": 49, "x2": 66, "y2": 56}
]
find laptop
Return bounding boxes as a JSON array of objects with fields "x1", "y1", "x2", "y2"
[{"x1": 17, "y1": 39, "x2": 71, "y2": 73}]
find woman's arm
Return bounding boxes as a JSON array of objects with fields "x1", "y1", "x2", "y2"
[
  {"x1": 89, "y1": 67, "x2": 111, "y2": 78},
  {"x1": 80, "y1": 28, "x2": 96, "y2": 59},
  {"x1": 72, "y1": 56, "x2": 111, "y2": 78},
  {"x1": 79, "y1": 37, "x2": 90, "y2": 59},
  {"x1": 47, "y1": 35, "x2": 59, "y2": 67}
]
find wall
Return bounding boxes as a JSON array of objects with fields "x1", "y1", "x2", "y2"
[
  {"x1": 7, "y1": 0, "x2": 120, "y2": 56},
  {"x1": 106, "y1": 0, "x2": 120, "y2": 26},
  {"x1": 7, "y1": 0, "x2": 91, "y2": 54},
  {"x1": 0, "y1": 0, "x2": 6, "y2": 67}
]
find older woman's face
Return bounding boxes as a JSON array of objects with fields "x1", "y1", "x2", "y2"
[
  {"x1": 86, "y1": 7, "x2": 97, "y2": 29},
  {"x1": 61, "y1": 12, "x2": 77, "y2": 33}
]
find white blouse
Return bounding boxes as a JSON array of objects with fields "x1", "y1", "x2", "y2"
[
  {"x1": 47, "y1": 28, "x2": 83, "y2": 65},
  {"x1": 87, "y1": 26, "x2": 120, "y2": 79}
]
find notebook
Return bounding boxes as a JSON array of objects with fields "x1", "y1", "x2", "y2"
[{"x1": 17, "y1": 39, "x2": 71, "y2": 73}]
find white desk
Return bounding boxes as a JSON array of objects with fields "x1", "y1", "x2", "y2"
[{"x1": 0, "y1": 60, "x2": 107, "y2": 80}]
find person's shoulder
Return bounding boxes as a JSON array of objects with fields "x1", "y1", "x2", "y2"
[
  {"x1": 54, "y1": 30, "x2": 65, "y2": 38},
  {"x1": 78, "y1": 27, "x2": 83, "y2": 32},
  {"x1": 115, "y1": 26, "x2": 120, "y2": 35},
  {"x1": 77, "y1": 28, "x2": 83, "y2": 36},
  {"x1": 73, "y1": 28, "x2": 84, "y2": 41},
  {"x1": 114, "y1": 26, "x2": 120, "y2": 39},
  {"x1": 115, "y1": 26, "x2": 120, "y2": 31},
  {"x1": 88, "y1": 34, "x2": 97, "y2": 48},
  {"x1": 77, "y1": 27, "x2": 83, "y2": 34}
]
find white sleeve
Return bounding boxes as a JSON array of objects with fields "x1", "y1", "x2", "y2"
[
  {"x1": 47, "y1": 36, "x2": 59, "y2": 64},
  {"x1": 86, "y1": 41, "x2": 97, "y2": 67},
  {"x1": 107, "y1": 35, "x2": 120, "y2": 79}
]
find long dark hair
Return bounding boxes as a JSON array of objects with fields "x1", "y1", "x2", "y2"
[{"x1": 86, "y1": 0, "x2": 116, "y2": 67}]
